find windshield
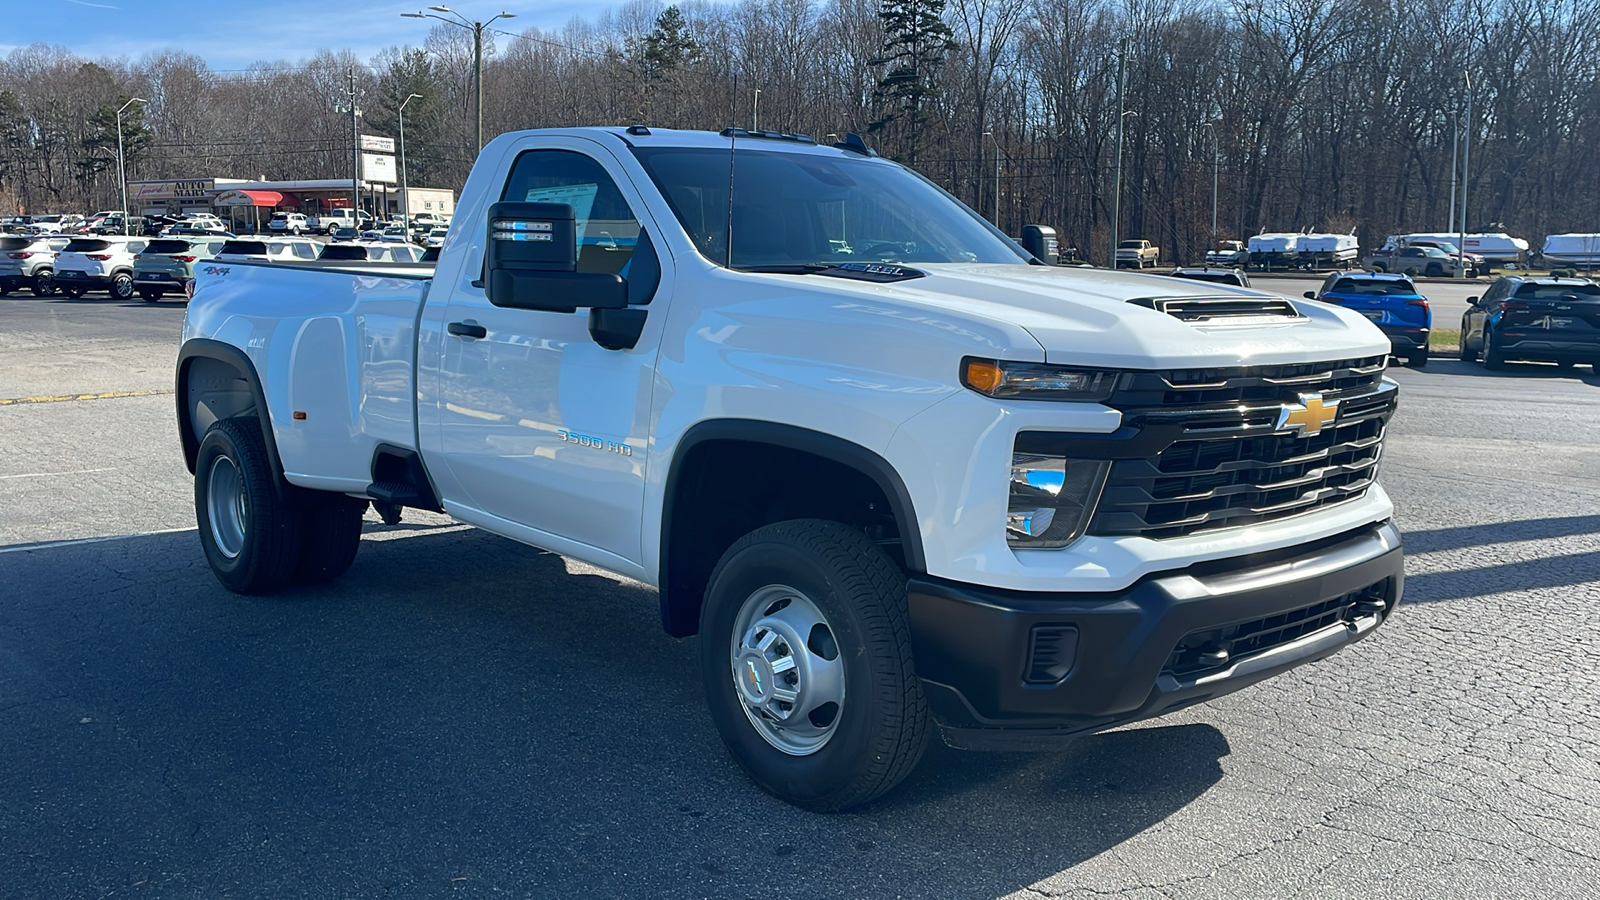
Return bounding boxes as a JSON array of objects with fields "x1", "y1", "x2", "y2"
[{"x1": 631, "y1": 147, "x2": 1025, "y2": 268}]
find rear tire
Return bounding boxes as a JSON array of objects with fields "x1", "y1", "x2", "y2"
[
  {"x1": 139, "y1": 288, "x2": 163, "y2": 302},
  {"x1": 1409, "y1": 351, "x2": 1429, "y2": 368},
  {"x1": 111, "y1": 271, "x2": 135, "y2": 300},
  {"x1": 62, "y1": 285, "x2": 86, "y2": 298},
  {"x1": 194, "y1": 418, "x2": 303, "y2": 594},
  {"x1": 700, "y1": 519, "x2": 928, "y2": 812},
  {"x1": 32, "y1": 271, "x2": 56, "y2": 297},
  {"x1": 293, "y1": 495, "x2": 367, "y2": 584},
  {"x1": 1482, "y1": 331, "x2": 1506, "y2": 370}
]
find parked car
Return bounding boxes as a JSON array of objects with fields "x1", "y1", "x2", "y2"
[
  {"x1": 52, "y1": 235, "x2": 148, "y2": 299},
  {"x1": 1114, "y1": 238, "x2": 1160, "y2": 268},
  {"x1": 132, "y1": 237, "x2": 230, "y2": 301},
  {"x1": 0, "y1": 234, "x2": 72, "y2": 296},
  {"x1": 0, "y1": 215, "x2": 34, "y2": 233},
  {"x1": 139, "y1": 215, "x2": 178, "y2": 236},
  {"x1": 212, "y1": 238, "x2": 321, "y2": 263},
  {"x1": 328, "y1": 225, "x2": 360, "y2": 242},
  {"x1": 318, "y1": 242, "x2": 426, "y2": 263},
  {"x1": 166, "y1": 224, "x2": 235, "y2": 238},
  {"x1": 23, "y1": 214, "x2": 70, "y2": 235},
  {"x1": 1364, "y1": 245, "x2": 1463, "y2": 278},
  {"x1": 423, "y1": 226, "x2": 449, "y2": 249},
  {"x1": 1305, "y1": 272, "x2": 1431, "y2": 367},
  {"x1": 1163, "y1": 266, "x2": 1251, "y2": 287},
  {"x1": 268, "y1": 212, "x2": 310, "y2": 236},
  {"x1": 1458, "y1": 275, "x2": 1600, "y2": 369},
  {"x1": 1203, "y1": 240, "x2": 1249, "y2": 267}
]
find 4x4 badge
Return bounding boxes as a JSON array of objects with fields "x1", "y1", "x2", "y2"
[{"x1": 1276, "y1": 392, "x2": 1339, "y2": 436}]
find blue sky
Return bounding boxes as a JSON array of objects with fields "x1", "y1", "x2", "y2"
[{"x1": 0, "y1": 0, "x2": 627, "y2": 70}]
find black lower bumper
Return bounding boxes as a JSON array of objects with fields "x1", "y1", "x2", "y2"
[
  {"x1": 1498, "y1": 335, "x2": 1600, "y2": 363},
  {"x1": 909, "y1": 521, "x2": 1403, "y2": 749},
  {"x1": 1384, "y1": 330, "x2": 1428, "y2": 353}
]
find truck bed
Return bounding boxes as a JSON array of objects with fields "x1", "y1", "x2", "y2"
[{"x1": 184, "y1": 259, "x2": 434, "y2": 494}]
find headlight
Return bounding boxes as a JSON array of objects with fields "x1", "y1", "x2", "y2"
[
  {"x1": 1007, "y1": 453, "x2": 1109, "y2": 548},
  {"x1": 962, "y1": 357, "x2": 1118, "y2": 401}
]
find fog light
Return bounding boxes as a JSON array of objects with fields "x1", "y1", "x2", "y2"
[{"x1": 1007, "y1": 453, "x2": 1108, "y2": 548}]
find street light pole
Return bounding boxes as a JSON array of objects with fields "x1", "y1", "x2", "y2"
[
  {"x1": 982, "y1": 131, "x2": 1000, "y2": 226},
  {"x1": 115, "y1": 97, "x2": 146, "y2": 236},
  {"x1": 1459, "y1": 70, "x2": 1472, "y2": 278},
  {"x1": 1111, "y1": 39, "x2": 1127, "y2": 267},
  {"x1": 403, "y1": 7, "x2": 516, "y2": 154},
  {"x1": 1200, "y1": 120, "x2": 1219, "y2": 239},
  {"x1": 753, "y1": 89, "x2": 761, "y2": 131},
  {"x1": 399, "y1": 93, "x2": 422, "y2": 225}
]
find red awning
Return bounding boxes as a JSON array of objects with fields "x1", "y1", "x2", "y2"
[{"x1": 214, "y1": 189, "x2": 283, "y2": 207}]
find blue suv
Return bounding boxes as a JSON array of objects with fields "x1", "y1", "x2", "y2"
[{"x1": 1305, "y1": 272, "x2": 1431, "y2": 367}]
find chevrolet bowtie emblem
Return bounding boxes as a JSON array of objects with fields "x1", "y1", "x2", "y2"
[{"x1": 1276, "y1": 392, "x2": 1339, "y2": 436}]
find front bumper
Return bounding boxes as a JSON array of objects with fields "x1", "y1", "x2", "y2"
[{"x1": 909, "y1": 520, "x2": 1402, "y2": 749}]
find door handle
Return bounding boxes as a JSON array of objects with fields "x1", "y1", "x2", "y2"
[{"x1": 447, "y1": 321, "x2": 487, "y2": 339}]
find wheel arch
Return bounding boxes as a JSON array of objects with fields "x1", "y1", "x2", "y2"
[
  {"x1": 176, "y1": 338, "x2": 293, "y2": 502},
  {"x1": 658, "y1": 420, "x2": 926, "y2": 638}
]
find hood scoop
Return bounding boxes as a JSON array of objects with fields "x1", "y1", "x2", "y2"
[{"x1": 1129, "y1": 295, "x2": 1305, "y2": 323}]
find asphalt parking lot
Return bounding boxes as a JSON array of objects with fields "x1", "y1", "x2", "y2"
[{"x1": 2, "y1": 293, "x2": 1598, "y2": 899}]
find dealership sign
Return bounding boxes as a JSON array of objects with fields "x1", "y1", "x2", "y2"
[
  {"x1": 361, "y1": 153, "x2": 397, "y2": 184},
  {"x1": 360, "y1": 134, "x2": 397, "y2": 153},
  {"x1": 131, "y1": 179, "x2": 215, "y2": 200}
]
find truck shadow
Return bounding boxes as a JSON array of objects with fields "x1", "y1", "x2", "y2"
[{"x1": 0, "y1": 526, "x2": 1226, "y2": 898}]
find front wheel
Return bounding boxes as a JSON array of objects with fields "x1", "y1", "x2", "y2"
[
  {"x1": 194, "y1": 418, "x2": 303, "y2": 593},
  {"x1": 700, "y1": 519, "x2": 928, "y2": 812}
]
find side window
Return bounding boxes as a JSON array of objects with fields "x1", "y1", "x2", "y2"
[
  {"x1": 500, "y1": 149, "x2": 641, "y2": 277},
  {"x1": 293, "y1": 242, "x2": 317, "y2": 260},
  {"x1": 127, "y1": 240, "x2": 146, "y2": 253}
]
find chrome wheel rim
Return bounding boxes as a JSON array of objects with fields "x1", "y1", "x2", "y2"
[
  {"x1": 206, "y1": 455, "x2": 247, "y2": 560},
  {"x1": 113, "y1": 274, "x2": 132, "y2": 298},
  {"x1": 730, "y1": 584, "x2": 845, "y2": 756}
]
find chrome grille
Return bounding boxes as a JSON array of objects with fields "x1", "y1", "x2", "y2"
[{"x1": 1089, "y1": 357, "x2": 1395, "y2": 539}]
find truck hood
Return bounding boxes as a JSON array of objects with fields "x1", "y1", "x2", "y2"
[{"x1": 829, "y1": 263, "x2": 1390, "y2": 368}]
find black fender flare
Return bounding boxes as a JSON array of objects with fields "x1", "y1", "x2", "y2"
[
  {"x1": 658, "y1": 419, "x2": 926, "y2": 636},
  {"x1": 176, "y1": 338, "x2": 295, "y2": 503}
]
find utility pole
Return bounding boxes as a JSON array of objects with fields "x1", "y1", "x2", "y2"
[
  {"x1": 1448, "y1": 108, "x2": 1459, "y2": 236},
  {"x1": 399, "y1": 93, "x2": 422, "y2": 225},
  {"x1": 753, "y1": 89, "x2": 761, "y2": 131},
  {"x1": 348, "y1": 67, "x2": 361, "y2": 219},
  {"x1": 1201, "y1": 121, "x2": 1219, "y2": 239},
  {"x1": 1110, "y1": 39, "x2": 1126, "y2": 267},
  {"x1": 402, "y1": 8, "x2": 516, "y2": 155}
]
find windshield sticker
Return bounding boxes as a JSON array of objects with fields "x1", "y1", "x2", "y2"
[{"x1": 525, "y1": 184, "x2": 598, "y2": 244}]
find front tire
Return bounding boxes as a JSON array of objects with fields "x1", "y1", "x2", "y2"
[
  {"x1": 700, "y1": 519, "x2": 929, "y2": 812},
  {"x1": 194, "y1": 418, "x2": 303, "y2": 593}
]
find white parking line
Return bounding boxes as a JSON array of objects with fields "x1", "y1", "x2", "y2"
[
  {"x1": 0, "y1": 467, "x2": 118, "y2": 480},
  {"x1": 0, "y1": 527, "x2": 196, "y2": 556}
]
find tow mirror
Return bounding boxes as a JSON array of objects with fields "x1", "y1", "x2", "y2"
[
  {"x1": 483, "y1": 201, "x2": 646, "y2": 351},
  {"x1": 484, "y1": 201, "x2": 626, "y2": 314}
]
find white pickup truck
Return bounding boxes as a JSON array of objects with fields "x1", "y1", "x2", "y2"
[{"x1": 176, "y1": 126, "x2": 1403, "y2": 811}]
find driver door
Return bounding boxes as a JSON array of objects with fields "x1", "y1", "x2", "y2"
[{"x1": 425, "y1": 140, "x2": 669, "y2": 568}]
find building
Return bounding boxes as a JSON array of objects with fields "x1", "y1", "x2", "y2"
[{"x1": 129, "y1": 177, "x2": 456, "y2": 231}]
